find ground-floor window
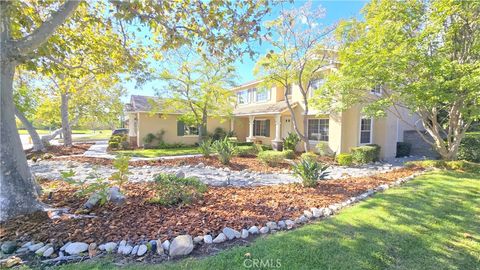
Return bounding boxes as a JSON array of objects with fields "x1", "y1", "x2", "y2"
[
  {"x1": 308, "y1": 118, "x2": 329, "y2": 141},
  {"x1": 254, "y1": 119, "x2": 270, "y2": 137},
  {"x1": 177, "y1": 121, "x2": 199, "y2": 136},
  {"x1": 360, "y1": 118, "x2": 372, "y2": 144}
]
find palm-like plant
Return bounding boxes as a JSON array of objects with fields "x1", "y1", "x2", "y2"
[
  {"x1": 213, "y1": 137, "x2": 237, "y2": 164},
  {"x1": 292, "y1": 159, "x2": 329, "y2": 187}
]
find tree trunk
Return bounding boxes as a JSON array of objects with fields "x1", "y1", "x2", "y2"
[
  {"x1": 60, "y1": 92, "x2": 73, "y2": 147},
  {"x1": 14, "y1": 106, "x2": 46, "y2": 152},
  {"x1": 198, "y1": 113, "x2": 208, "y2": 142},
  {"x1": 0, "y1": 59, "x2": 43, "y2": 222}
]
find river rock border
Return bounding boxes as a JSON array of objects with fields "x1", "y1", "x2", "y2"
[{"x1": 0, "y1": 170, "x2": 429, "y2": 265}]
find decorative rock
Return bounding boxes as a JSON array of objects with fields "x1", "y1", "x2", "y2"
[
  {"x1": 60, "y1": 242, "x2": 71, "y2": 251},
  {"x1": 84, "y1": 192, "x2": 102, "y2": 209},
  {"x1": 248, "y1": 226, "x2": 259, "y2": 234},
  {"x1": 35, "y1": 244, "x2": 51, "y2": 256},
  {"x1": 213, "y1": 233, "x2": 227, "y2": 243},
  {"x1": 43, "y1": 247, "x2": 54, "y2": 257},
  {"x1": 104, "y1": 242, "x2": 117, "y2": 253},
  {"x1": 323, "y1": 208, "x2": 333, "y2": 217},
  {"x1": 277, "y1": 220, "x2": 286, "y2": 229},
  {"x1": 241, "y1": 229, "x2": 249, "y2": 239},
  {"x1": 159, "y1": 240, "x2": 169, "y2": 252},
  {"x1": 175, "y1": 171, "x2": 185, "y2": 178},
  {"x1": 378, "y1": 184, "x2": 389, "y2": 191},
  {"x1": 15, "y1": 247, "x2": 29, "y2": 254},
  {"x1": 88, "y1": 243, "x2": 97, "y2": 258},
  {"x1": 131, "y1": 245, "x2": 139, "y2": 255},
  {"x1": 155, "y1": 240, "x2": 164, "y2": 255},
  {"x1": 28, "y1": 242, "x2": 45, "y2": 252},
  {"x1": 1, "y1": 241, "x2": 17, "y2": 254},
  {"x1": 196, "y1": 163, "x2": 205, "y2": 168},
  {"x1": 148, "y1": 240, "x2": 157, "y2": 253},
  {"x1": 303, "y1": 210, "x2": 313, "y2": 219},
  {"x1": 294, "y1": 215, "x2": 307, "y2": 224},
  {"x1": 65, "y1": 242, "x2": 88, "y2": 255},
  {"x1": 98, "y1": 244, "x2": 106, "y2": 251},
  {"x1": 203, "y1": 235, "x2": 213, "y2": 244},
  {"x1": 193, "y1": 236, "x2": 203, "y2": 244},
  {"x1": 169, "y1": 235, "x2": 194, "y2": 257},
  {"x1": 311, "y1": 208, "x2": 322, "y2": 218},
  {"x1": 266, "y1": 222, "x2": 278, "y2": 230},
  {"x1": 117, "y1": 240, "x2": 127, "y2": 254},
  {"x1": 285, "y1": 220, "x2": 295, "y2": 229},
  {"x1": 222, "y1": 227, "x2": 238, "y2": 240},
  {"x1": 259, "y1": 227, "x2": 269, "y2": 234},
  {"x1": 107, "y1": 187, "x2": 125, "y2": 204},
  {"x1": 122, "y1": 245, "x2": 132, "y2": 255},
  {"x1": 137, "y1": 244, "x2": 148, "y2": 256},
  {"x1": 21, "y1": 242, "x2": 33, "y2": 249}
]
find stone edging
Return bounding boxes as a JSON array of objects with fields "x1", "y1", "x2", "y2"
[{"x1": 0, "y1": 169, "x2": 430, "y2": 264}]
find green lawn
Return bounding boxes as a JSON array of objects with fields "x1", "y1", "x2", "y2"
[
  {"x1": 116, "y1": 147, "x2": 201, "y2": 158},
  {"x1": 56, "y1": 170, "x2": 480, "y2": 270}
]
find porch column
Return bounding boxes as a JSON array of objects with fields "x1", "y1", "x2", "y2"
[
  {"x1": 271, "y1": 114, "x2": 284, "y2": 151},
  {"x1": 274, "y1": 114, "x2": 281, "y2": 141},
  {"x1": 247, "y1": 115, "x2": 255, "y2": 142},
  {"x1": 230, "y1": 117, "x2": 235, "y2": 133}
]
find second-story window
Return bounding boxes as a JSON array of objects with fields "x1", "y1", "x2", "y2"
[
  {"x1": 255, "y1": 88, "x2": 270, "y2": 102},
  {"x1": 285, "y1": 84, "x2": 292, "y2": 96},
  {"x1": 371, "y1": 85, "x2": 383, "y2": 95},
  {"x1": 237, "y1": 90, "x2": 250, "y2": 104},
  {"x1": 309, "y1": 79, "x2": 324, "y2": 97}
]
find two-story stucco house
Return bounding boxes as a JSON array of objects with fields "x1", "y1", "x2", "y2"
[{"x1": 126, "y1": 79, "x2": 421, "y2": 159}]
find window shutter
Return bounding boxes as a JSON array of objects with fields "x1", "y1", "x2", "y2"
[
  {"x1": 265, "y1": 120, "x2": 270, "y2": 137},
  {"x1": 253, "y1": 120, "x2": 256, "y2": 136},
  {"x1": 177, "y1": 121, "x2": 185, "y2": 136}
]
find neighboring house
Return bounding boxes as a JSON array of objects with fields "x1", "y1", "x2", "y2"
[
  {"x1": 125, "y1": 95, "x2": 231, "y2": 148},
  {"x1": 126, "y1": 78, "x2": 421, "y2": 159}
]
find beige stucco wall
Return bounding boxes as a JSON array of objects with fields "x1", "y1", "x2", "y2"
[
  {"x1": 233, "y1": 117, "x2": 249, "y2": 142},
  {"x1": 135, "y1": 113, "x2": 230, "y2": 147}
]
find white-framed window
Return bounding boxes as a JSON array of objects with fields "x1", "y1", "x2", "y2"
[
  {"x1": 360, "y1": 117, "x2": 373, "y2": 144},
  {"x1": 184, "y1": 125, "x2": 198, "y2": 136},
  {"x1": 309, "y1": 79, "x2": 324, "y2": 97},
  {"x1": 254, "y1": 87, "x2": 270, "y2": 102},
  {"x1": 237, "y1": 90, "x2": 250, "y2": 104},
  {"x1": 308, "y1": 118, "x2": 329, "y2": 141},
  {"x1": 253, "y1": 119, "x2": 270, "y2": 137},
  {"x1": 371, "y1": 85, "x2": 382, "y2": 95}
]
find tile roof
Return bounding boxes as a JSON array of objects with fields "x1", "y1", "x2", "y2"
[{"x1": 233, "y1": 101, "x2": 297, "y2": 116}]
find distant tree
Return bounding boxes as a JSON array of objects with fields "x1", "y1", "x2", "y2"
[
  {"x1": 157, "y1": 48, "x2": 236, "y2": 141},
  {"x1": 314, "y1": 0, "x2": 480, "y2": 160},
  {"x1": 254, "y1": 1, "x2": 335, "y2": 151}
]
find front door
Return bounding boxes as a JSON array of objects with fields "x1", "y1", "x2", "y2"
[{"x1": 282, "y1": 117, "x2": 292, "y2": 138}]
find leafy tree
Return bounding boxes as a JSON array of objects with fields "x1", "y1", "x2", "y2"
[
  {"x1": 157, "y1": 48, "x2": 236, "y2": 141},
  {"x1": 314, "y1": 0, "x2": 480, "y2": 160},
  {"x1": 0, "y1": 0, "x2": 272, "y2": 221},
  {"x1": 254, "y1": 1, "x2": 335, "y2": 151}
]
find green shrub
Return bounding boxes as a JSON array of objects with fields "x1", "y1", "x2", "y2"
[
  {"x1": 237, "y1": 145, "x2": 259, "y2": 157},
  {"x1": 255, "y1": 144, "x2": 273, "y2": 152},
  {"x1": 110, "y1": 155, "x2": 131, "y2": 188},
  {"x1": 258, "y1": 150, "x2": 287, "y2": 167},
  {"x1": 143, "y1": 131, "x2": 165, "y2": 149},
  {"x1": 316, "y1": 141, "x2": 331, "y2": 157},
  {"x1": 213, "y1": 137, "x2": 237, "y2": 164},
  {"x1": 283, "y1": 149, "x2": 295, "y2": 159},
  {"x1": 291, "y1": 159, "x2": 329, "y2": 187},
  {"x1": 199, "y1": 139, "x2": 214, "y2": 157},
  {"x1": 396, "y1": 142, "x2": 411, "y2": 157},
  {"x1": 211, "y1": 127, "x2": 228, "y2": 141},
  {"x1": 351, "y1": 144, "x2": 381, "y2": 164},
  {"x1": 457, "y1": 134, "x2": 480, "y2": 162},
  {"x1": 405, "y1": 160, "x2": 480, "y2": 174},
  {"x1": 237, "y1": 142, "x2": 254, "y2": 146},
  {"x1": 108, "y1": 141, "x2": 120, "y2": 149},
  {"x1": 300, "y1": 151, "x2": 318, "y2": 161},
  {"x1": 149, "y1": 173, "x2": 207, "y2": 206},
  {"x1": 109, "y1": 134, "x2": 129, "y2": 150},
  {"x1": 283, "y1": 132, "x2": 300, "y2": 151},
  {"x1": 336, "y1": 153, "x2": 353, "y2": 166}
]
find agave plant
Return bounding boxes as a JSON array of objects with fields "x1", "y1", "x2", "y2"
[{"x1": 292, "y1": 159, "x2": 329, "y2": 187}]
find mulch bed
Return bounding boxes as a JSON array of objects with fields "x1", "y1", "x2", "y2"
[
  {"x1": 0, "y1": 167, "x2": 421, "y2": 246},
  {"x1": 25, "y1": 144, "x2": 93, "y2": 160}
]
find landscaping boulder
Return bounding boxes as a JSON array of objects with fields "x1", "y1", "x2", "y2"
[
  {"x1": 162, "y1": 240, "x2": 170, "y2": 251},
  {"x1": 193, "y1": 236, "x2": 203, "y2": 244},
  {"x1": 28, "y1": 242, "x2": 44, "y2": 252},
  {"x1": 137, "y1": 244, "x2": 147, "y2": 256},
  {"x1": 43, "y1": 247, "x2": 54, "y2": 257},
  {"x1": 248, "y1": 226, "x2": 259, "y2": 234},
  {"x1": 259, "y1": 227, "x2": 269, "y2": 234},
  {"x1": 203, "y1": 235, "x2": 213, "y2": 244},
  {"x1": 311, "y1": 208, "x2": 322, "y2": 218},
  {"x1": 65, "y1": 242, "x2": 88, "y2": 255},
  {"x1": 169, "y1": 235, "x2": 194, "y2": 257},
  {"x1": 285, "y1": 220, "x2": 295, "y2": 229},
  {"x1": 35, "y1": 244, "x2": 51, "y2": 256},
  {"x1": 1, "y1": 241, "x2": 17, "y2": 254},
  {"x1": 278, "y1": 220, "x2": 286, "y2": 229},
  {"x1": 241, "y1": 229, "x2": 249, "y2": 239},
  {"x1": 107, "y1": 187, "x2": 125, "y2": 204},
  {"x1": 84, "y1": 193, "x2": 102, "y2": 209},
  {"x1": 104, "y1": 242, "x2": 117, "y2": 253},
  {"x1": 222, "y1": 227, "x2": 238, "y2": 240},
  {"x1": 213, "y1": 233, "x2": 227, "y2": 243},
  {"x1": 155, "y1": 240, "x2": 164, "y2": 255},
  {"x1": 266, "y1": 222, "x2": 277, "y2": 230}
]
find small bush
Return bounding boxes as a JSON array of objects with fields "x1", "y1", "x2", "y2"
[
  {"x1": 292, "y1": 159, "x2": 329, "y2": 187},
  {"x1": 336, "y1": 153, "x2": 353, "y2": 166},
  {"x1": 316, "y1": 142, "x2": 331, "y2": 157},
  {"x1": 351, "y1": 144, "x2": 381, "y2": 164},
  {"x1": 396, "y1": 142, "x2": 411, "y2": 157},
  {"x1": 301, "y1": 151, "x2": 318, "y2": 162},
  {"x1": 237, "y1": 145, "x2": 259, "y2": 157},
  {"x1": 149, "y1": 173, "x2": 207, "y2": 206},
  {"x1": 237, "y1": 142, "x2": 254, "y2": 146},
  {"x1": 255, "y1": 144, "x2": 273, "y2": 152},
  {"x1": 405, "y1": 160, "x2": 480, "y2": 174},
  {"x1": 199, "y1": 139, "x2": 214, "y2": 157},
  {"x1": 283, "y1": 132, "x2": 300, "y2": 151},
  {"x1": 108, "y1": 134, "x2": 129, "y2": 150},
  {"x1": 213, "y1": 137, "x2": 237, "y2": 164},
  {"x1": 258, "y1": 150, "x2": 287, "y2": 167},
  {"x1": 457, "y1": 134, "x2": 480, "y2": 162},
  {"x1": 110, "y1": 155, "x2": 131, "y2": 188},
  {"x1": 283, "y1": 149, "x2": 295, "y2": 159}
]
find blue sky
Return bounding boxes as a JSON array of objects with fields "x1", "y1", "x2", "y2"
[{"x1": 124, "y1": 1, "x2": 367, "y2": 100}]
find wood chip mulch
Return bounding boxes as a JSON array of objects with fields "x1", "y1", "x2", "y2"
[
  {"x1": 25, "y1": 144, "x2": 93, "y2": 159},
  {"x1": 0, "y1": 167, "x2": 421, "y2": 245}
]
